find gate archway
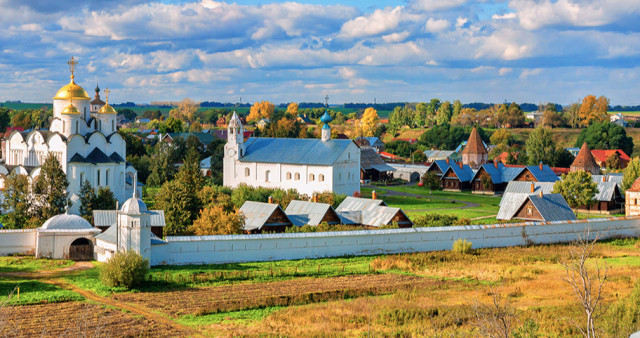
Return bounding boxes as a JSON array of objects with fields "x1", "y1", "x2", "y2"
[
  {"x1": 410, "y1": 172, "x2": 421, "y2": 182},
  {"x1": 68, "y1": 238, "x2": 93, "y2": 261}
]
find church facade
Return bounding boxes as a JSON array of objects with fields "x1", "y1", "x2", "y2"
[
  {"x1": 223, "y1": 111, "x2": 360, "y2": 196},
  {"x1": 0, "y1": 57, "x2": 137, "y2": 214}
]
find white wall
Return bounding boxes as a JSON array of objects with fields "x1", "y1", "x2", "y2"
[
  {"x1": 0, "y1": 229, "x2": 36, "y2": 256},
  {"x1": 150, "y1": 217, "x2": 640, "y2": 266}
]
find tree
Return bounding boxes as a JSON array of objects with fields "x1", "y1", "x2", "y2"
[
  {"x1": 497, "y1": 102, "x2": 525, "y2": 127},
  {"x1": 412, "y1": 150, "x2": 427, "y2": 163},
  {"x1": 1, "y1": 173, "x2": 32, "y2": 228},
  {"x1": 425, "y1": 98, "x2": 441, "y2": 125},
  {"x1": 421, "y1": 172, "x2": 441, "y2": 193},
  {"x1": 562, "y1": 230, "x2": 608, "y2": 337},
  {"x1": 452, "y1": 100, "x2": 462, "y2": 119},
  {"x1": 622, "y1": 157, "x2": 640, "y2": 191},
  {"x1": 94, "y1": 187, "x2": 117, "y2": 210},
  {"x1": 169, "y1": 98, "x2": 198, "y2": 124},
  {"x1": 147, "y1": 143, "x2": 178, "y2": 187},
  {"x1": 605, "y1": 152, "x2": 621, "y2": 170},
  {"x1": 359, "y1": 107, "x2": 379, "y2": 137},
  {"x1": 575, "y1": 122, "x2": 634, "y2": 157},
  {"x1": 155, "y1": 150, "x2": 205, "y2": 236},
  {"x1": 0, "y1": 107, "x2": 10, "y2": 132},
  {"x1": 198, "y1": 185, "x2": 234, "y2": 211},
  {"x1": 191, "y1": 206, "x2": 244, "y2": 235},
  {"x1": 552, "y1": 171, "x2": 598, "y2": 208},
  {"x1": 473, "y1": 288, "x2": 518, "y2": 338},
  {"x1": 579, "y1": 95, "x2": 609, "y2": 126},
  {"x1": 490, "y1": 129, "x2": 513, "y2": 146},
  {"x1": 247, "y1": 101, "x2": 275, "y2": 122},
  {"x1": 117, "y1": 108, "x2": 137, "y2": 121},
  {"x1": 32, "y1": 153, "x2": 69, "y2": 222},
  {"x1": 526, "y1": 127, "x2": 556, "y2": 166},
  {"x1": 189, "y1": 122, "x2": 203, "y2": 133},
  {"x1": 436, "y1": 101, "x2": 452, "y2": 125},
  {"x1": 159, "y1": 116, "x2": 183, "y2": 133},
  {"x1": 78, "y1": 180, "x2": 96, "y2": 222},
  {"x1": 286, "y1": 102, "x2": 298, "y2": 116},
  {"x1": 552, "y1": 147, "x2": 576, "y2": 168},
  {"x1": 419, "y1": 123, "x2": 468, "y2": 150}
]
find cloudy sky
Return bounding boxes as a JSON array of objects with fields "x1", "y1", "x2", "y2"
[{"x1": 0, "y1": 0, "x2": 639, "y2": 105}]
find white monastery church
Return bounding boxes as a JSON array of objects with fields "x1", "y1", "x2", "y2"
[
  {"x1": 0, "y1": 57, "x2": 137, "y2": 213},
  {"x1": 223, "y1": 106, "x2": 360, "y2": 196}
]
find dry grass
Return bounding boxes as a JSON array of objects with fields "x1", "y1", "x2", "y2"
[{"x1": 199, "y1": 239, "x2": 640, "y2": 336}]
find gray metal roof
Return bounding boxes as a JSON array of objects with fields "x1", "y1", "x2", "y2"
[
  {"x1": 423, "y1": 150, "x2": 457, "y2": 160},
  {"x1": 594, "y1": 181, "x2": 619, "y2": 201},
  {"x1": 239, "y1": 137, "x2": 355, "y2": 166},
  {"x1": 336, "y1": 197, "x2": 386, "y2": 212},
  {"x1": 337, "y1": 210, "x2": 361, "y2": 225},
  {"x1": 497, "y1": 193, "x2": 531, "y2": 220},
  {"x1": 528, "y1": 194, "x2": 577, "y2": 221},
  {"x1": 592, "y1": 174, "x2": 623, "y2": 188},
  {"x1": 285, "y1": 200, "x2": 336, "y2": 226},
  {"x1": 239, "y1": 201, "x2": 290, "y2": 231},
  {"x1": 92, "y1": 210, "x2": 166, "y2": 227},
  {"x1": 362, "y1": 206, "x2": 411, "y2": 227},
  {"x1": 95, "y1": 225, "x2": 166, "y2": 245},
  {"x1": 501, "y1": 182, "x2": 555, "y2": 206}
]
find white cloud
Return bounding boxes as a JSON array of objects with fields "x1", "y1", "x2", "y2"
[
  {"x1": 499, "y1": 68, "x2": 512, "y2": 76},
  {"x1": 424, "y1": 18, "x2": 450, "y2": 32},
  {"x1": 411, "y1": 0, "x2": 467, "y2": 12},
  {"x1": 382, "y1": 31, "x2": 410, "y2": 43},
  {"x1": 492, "y1": 12, "x2": 516, "y2": 20},
  {"x1": 519, "y1": 68, "x2": 542, "y2": 79},
  {"x1": 455, "y1": 17, "x2": 468, "y2": 28},
  {"x1": 338, "y1": 6, "x2": 422, "y2": 39}
]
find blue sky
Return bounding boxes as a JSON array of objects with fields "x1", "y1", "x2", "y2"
[{"x1": 0, "y1": 0, "x2": 639, "y2": 105}]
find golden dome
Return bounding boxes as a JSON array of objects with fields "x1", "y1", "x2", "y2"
[
  {"x1": 98, "y1": 103, "x2": 117, "y2": 114},
  {"x1": 61, "y1": 103, "x2": 80, "y2": 115},
  {"x1": 53, "y1": 79, "x2": 90, "y2": 100}
]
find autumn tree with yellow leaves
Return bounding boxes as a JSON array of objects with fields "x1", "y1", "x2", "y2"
[
  {"x1": 286, "y1": 102, "x2": 299, "y2": 116},
  {"x1": 355, "y1": 107, "x2": 379, "y2": 137},
  {"x1": 247, "y1": 101, "x2": 275, "y2": 122},
  {"x1": 190, "y1": 205, "x2": 245, "y2": 235},
  {"x1": 579, "y1": 95, "x2": 609, "y2": 126},
  {"x1": 169, "y1": 98, "x2": 199, "y2": 124}
]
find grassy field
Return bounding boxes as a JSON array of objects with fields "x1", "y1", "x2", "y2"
[
  {"x1": 0, "y1": 256, "x2": 73, "y2": 273},
  {"x1": 2, "y1": 238, "x2": 640, "y2": 336}
]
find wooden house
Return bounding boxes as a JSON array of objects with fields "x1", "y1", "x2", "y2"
[
  {"x1": 239, "y1": 201, "x2": 293, "y2": 233},
  {"x1": 440, "y1": 162, "x2": 474, "y2": 191},
  {"x1": 511, "y1": 163, "x2": 559, "y2": 182},
  {"x1": 336, "y1": 197, "x2": 413, "y2": 228},
  {"x1": 497, "y1": 190, "x2": 576, "y2": 222},
  {"x1": 471, "y1": 162, "x2": 523, "y2": 195},
  {"x1": 285, "y1": 200, "x2": 341, "y2": 227},
  {"x1": 570, "y1": 143, "x2": 600, "y2": 175}
]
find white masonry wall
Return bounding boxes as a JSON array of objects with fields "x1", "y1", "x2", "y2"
[
  {"x1": 150, "y1": 217, "x2": 640, "y2": 266},
  {"x1": 0, "y1": 229, "x2": 37, "y2": 256}
]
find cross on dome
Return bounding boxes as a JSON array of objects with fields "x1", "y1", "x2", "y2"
[
  {"x1": 67, "y1": 56, "x2": 78, "y2": 79},
  {"x1": 105, "y1": 88, "x2": 110, "y2": 104}
]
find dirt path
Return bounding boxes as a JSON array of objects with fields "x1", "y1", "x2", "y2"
[{"x1": 3, "y1": 261, "x2": 203, "y2": 337}]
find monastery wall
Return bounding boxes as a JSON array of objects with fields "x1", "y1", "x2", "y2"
[
  {"x1": 0, "y1": 229, "x2": 36, "y2": 256},
  {"x1": 150, "y1": 217, "x2": 640, "y2": 266}
]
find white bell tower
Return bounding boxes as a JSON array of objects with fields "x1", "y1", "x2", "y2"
[{"x1": 223, "y1": 112, "x2": 245, "y2": 187}]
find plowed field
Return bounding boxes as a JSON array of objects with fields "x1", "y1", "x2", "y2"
[
  {"x1": 115, "y1": 273, "x2": 432, "y2": 317},
  {"x1": 0, "y1": 301, "x2": 190, "y2": 337}
]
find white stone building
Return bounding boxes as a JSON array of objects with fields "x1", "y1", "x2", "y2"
[
  {"x1": 223, "y1": 111, "x2": 360, "y2": 196},
  {"x1": 0, "y1": 57, "x2": 138, "y2": 213}
]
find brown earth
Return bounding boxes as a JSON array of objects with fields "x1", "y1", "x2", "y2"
[
  {"x1": 0, "y1": 301, "x2": 191, "y2": 337},
  {"x1": 114, "y1": 273, "x2": 433, "y2": 317}
]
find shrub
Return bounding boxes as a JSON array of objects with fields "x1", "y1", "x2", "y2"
[
  {"x1": 100, "y1": 250, "x2": 149, "y2": 289},
  {"x1": 413, "y1": 214, "x2": 470, "y2": 227},
  {"x1": 452, "y1": 239, "x2": 473, "y2": 254}
]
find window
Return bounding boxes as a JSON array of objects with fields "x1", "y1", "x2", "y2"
[
  {"x1": 245, "y1": 168, "x2": 250, "y2": 177},
  {"x1": 309, "y1": 174, "x2": 315, "y2": 181},
  {"x1": 97, "y1": 170, "x2": 101, "y2": 186},
  {"x1": 348, "y1": 152, "x2": 350, "y2": 159},
  {"x1": 526, "y1": 206, "x2": 533, "y2": 215},
  {"x1": 112, "y1": 120, "x2": 115, "y2": 132},
  {"x1": 75, "y1": 120, "x2": 79, "y2": 134},
  {"x1": 99, "y1": 120, "x2": 102, "y2": 131},
  {"x1": 294, "y1": 173, "x2": 300, "y2": 181},
  {"x1": 62, "y1": 121, "x2": 65, "y2": 133},
  {"x1": 319, "y1": 174, "x2": 324, "y2": 182},
  {"x1": 265, "y1": 170, "x2": 271, "y2": 182},
  {"x1": 80, "y1": 173, "x2": 84, "y2": 184},
  {"x1": 338, "y1": 173, "x2": 342, "y2": 181},
  {"x1": 106, "y1": 169, "x2": 110, "y2": 185},
  {"x1": 286, "y1": 172, "x2": 292, "y2": 180}
]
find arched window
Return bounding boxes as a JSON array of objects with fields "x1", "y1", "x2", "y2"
[
  {"x1": 245, "y1": 168, "x2": 250, "y2": 177},
  {"x1": 309, "y1": 174, "x2": 315, "y2": 181},
  {"x1": 112, "y1": 120, "x2": 115, "y2": 132},
  {"x1": 319, "y1": 174, "x2": 324, "y2": 182},
  {"x1": 106, "y1": 169, "x2": 110, "y2": 185},
  {"x1": 99, "y1": 120, "x2": 102, "y2": 131},
  {"x1": 75, "y1": 120, "x2": 79, "y2": 134},
  {"x1": 294, "y1": 173, "x2": 300, "y2": 181},
  {"x1": 97, "y1": 170, "x2": 101, "y2": 186},
  {"x1": 286, "y1": 172, "x2": 292, "y2": 180},
  {"x1": 80, "y1": 172, "x2": 84, "y2": 184},
  {"x1": 120, "y1": 172, "x2": 124, "y2": 187},
  {"x1": 265, "y1": 170, "x2": 271, "y2": 182},
  {"x1": 62, "y1": 121, "x2": 65, "y2": 133}
]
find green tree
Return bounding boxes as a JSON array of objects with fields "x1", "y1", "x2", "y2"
[
  {"x1": 78, "y1": 180, "x2": 96, "y2": 222},
  {"x1": 117, "y1": 108, "x2": 137, "y2": 121},
  {"x1": 436, "y1": 101, "x2": 452, "y2": 125},
  {"x1": 575, "y1": 122, "x2": 634, "y2": 157},
  {"x1": 1, "y1": 173, "x2": 32, "y2": 228},
  {"x1": 94, "y1": 186, "x2": 117, "y2": 210},
  {"x1": 605, "y1": 152, "x2": 621, "y2": 170},
  {"x1": 155, "y1": 150, "x2": 205, "y2": 236},
  {"x1": 622, "y1": 157, "x2": 640, "y2": 191},
  {"x1": 147, "y1": 143, "x2": 177, "y2": 187},
  {"x1": 552, "y1": 171, "x2": 598, "y2": 208},
  {"x1": 419, "y1": 123, "x2": 468, "y2": 150},
  {"x1": 526, "y1": 127, "x2": 556, "y2": 166},
  {"x1": 552, "y1": 147, "x2": 576, "y2": 168},
  {"x1": 412, "y1": 150, "x2": 427, "y2": 163},
  {"x1": 191, "y1": 206, "x2": 244, "y2": 235},
  {"x1": 159, "y1": 116, "x2": 183, "y2": 133},
  {"x1": 497, "y1": 102, "x2": 525, "y2": 127},
  {"x1": 32, "y1": 153, "x2": 69, "y2": 221},
  {"x1": 0, "y1": 107, "x2": 11, "y2": 132},
  {"x1": 490, "y1": 129, "x2": 513, "y2": 146},
  {"x1": 421, "y1": 172, "x2": 441, "y2": 193},
  {"x1": 452, "y1": 100, "x2": 462, "y2": 119}
]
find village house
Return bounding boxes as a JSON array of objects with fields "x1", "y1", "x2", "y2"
[
  {"x1": 440, "y1": 162, "x2": 474, "y2": 191},
  {"x1": 336, "y1": 196, "x2": 413, "y2": 228},
  {"x1": 239, "y1": 200, "x2": 293, "y2": 233},
  {"x1": 625, "y1": 178, "x2": 640, "y2": 216},
  {"x1": 497, "y1": 190, "x2": 576, "y2": 222},
  {"x1": 591, "y1": 149, "x2": 630, "y2": 169},
  {"x1": 295, "y1": 114, "x2": 313, "y2": 125},
  {"x1": 470, "y1": 162, "x2": 523, "y2": 194},
  {"x1": 510, "y1": 163, "x2": 559, "y2": 182},
  {"x1": 285, "y1": 200, "x2": 341, "y2": 227},
  {"x1": 357, "y1": 138, "x2": 395, "y2": 182}
]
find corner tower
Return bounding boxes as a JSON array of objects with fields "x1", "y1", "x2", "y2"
[{"x1": 223, "y1": 112, "x2": 245, "y2": 187}]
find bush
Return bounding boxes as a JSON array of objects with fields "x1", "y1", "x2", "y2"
[
  {"x1": 100, "y1": 250, "x2": 149, "y2": 289},
  {"x1": 413, "y1": 214, "x2": 470, "y2": 227},
  {"x1": 452, "y1": 239, "x2": 473, "y2": 254}
]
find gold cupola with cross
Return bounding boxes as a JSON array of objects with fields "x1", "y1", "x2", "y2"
[{"x1": 53, "y1": 56, "x2": 90, "y2": 100}]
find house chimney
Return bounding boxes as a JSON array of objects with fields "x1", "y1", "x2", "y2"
[
  {"x1": 446, "y1": 158, "x2": 450, "y2": 165},
  {"x1": 459, "y1": 161, "x2": 463, "y2": 169},
  {"x1": 313, "y1": 194, "x2": 318, "y2": 203},
  {"x1": 602, "y1": 175, "x2": 606, "y2": 182},
  {"x1": 372, "y1": 190, "x2": 377, "y2": 200},
  {"x1": 538, "y1": 190, "x2": 543, "y2": 198},
  {"x1": 268, "y1": 196, "x2": 273, "y2": 204},
  {"x1": 539, "y1": 162, "x2": 543, "y2": 170},
  {"x1": 494, "y1": 161, "x2": 498, "y2": 168},
  {"x1": 530, "y1": 182, "x2": 535, "y2": 193}
]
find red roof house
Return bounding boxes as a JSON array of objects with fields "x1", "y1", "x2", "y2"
[{"x1": 590, "y1": 149, "x2": 630, "y2": 169}]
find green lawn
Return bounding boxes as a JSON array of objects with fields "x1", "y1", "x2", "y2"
[
  {"x1": 0, "y1": 256, "x2": 73, "y2": 273},
  {"x1": 0, "y1": 279, "x2": 83, "y2": 305}
]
